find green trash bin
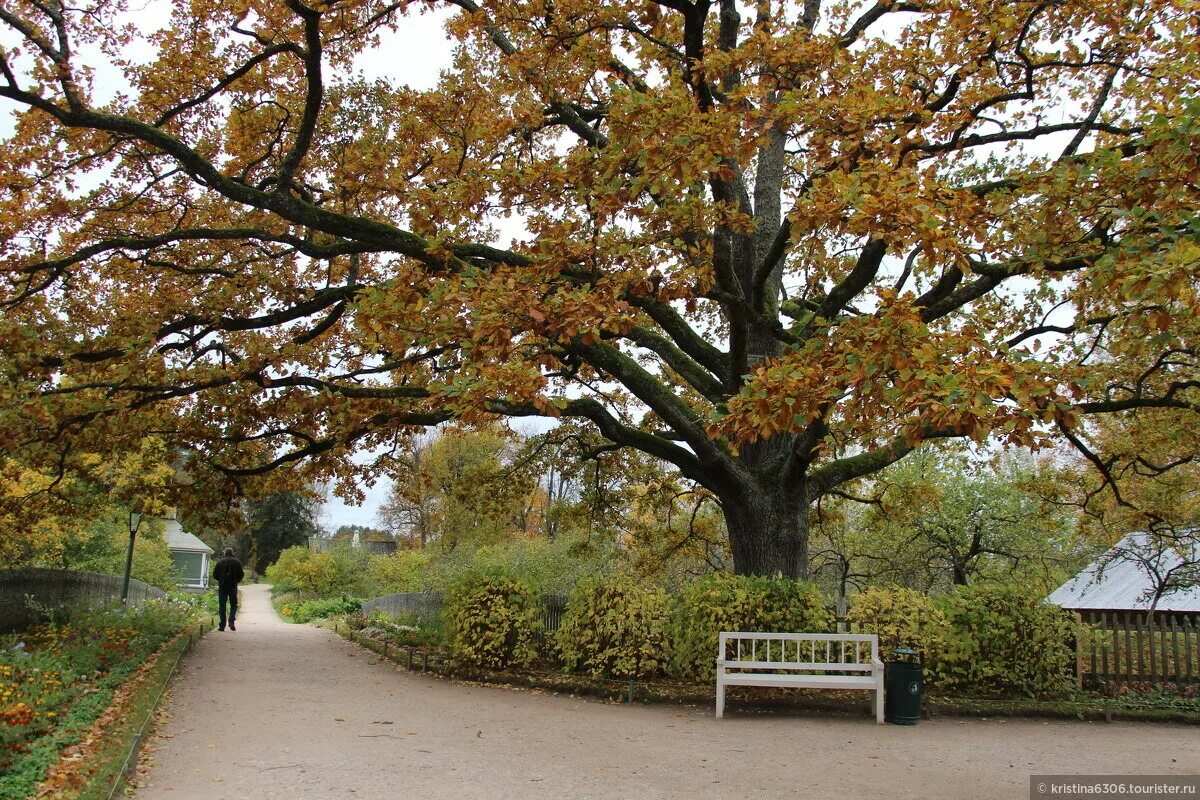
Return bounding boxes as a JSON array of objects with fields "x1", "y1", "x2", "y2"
[{"x1": 884, "y1": 646, "x2": 923, "y2": 725}]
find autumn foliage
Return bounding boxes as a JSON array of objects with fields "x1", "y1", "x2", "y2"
[{"x1": 0, "y1": 0, "x2": 1196, "y2": 576}]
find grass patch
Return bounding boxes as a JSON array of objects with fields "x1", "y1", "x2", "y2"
[{"x1": 926, "y1": 694, "x2": 1200, "y2": 724}]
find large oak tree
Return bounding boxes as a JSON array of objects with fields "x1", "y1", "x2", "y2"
[{"x1": 0, "y1": 0, "x2": 1196, "y2": 577}]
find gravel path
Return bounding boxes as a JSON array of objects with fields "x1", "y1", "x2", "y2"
[{"x1": 134, "y1": 584, "x2": 1197, "y2": 800}]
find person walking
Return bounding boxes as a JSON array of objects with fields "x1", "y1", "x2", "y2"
[{"x1": 212, "y1": 548, "x2": 245, "y2": 631}]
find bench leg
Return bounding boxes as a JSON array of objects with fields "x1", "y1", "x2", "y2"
[
  {"x1": 716, "y1": 676, "x2": 725, "y2": 719},
  {"x1": 874, "y1": 682, "x2": 884, "y2": 724}
]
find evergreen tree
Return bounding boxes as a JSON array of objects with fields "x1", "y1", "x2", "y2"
[{"x1": 245, "y1": 492, "x2": 321, "y2": 572}]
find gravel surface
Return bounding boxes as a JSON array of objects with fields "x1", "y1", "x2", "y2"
[{"x1": 134, "y1": 584, "x2": 1198, "y2": 800}]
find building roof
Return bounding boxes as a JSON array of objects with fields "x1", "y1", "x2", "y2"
[
  {"x1": 1047, "y1": 531, "x2": 1200, "y2": 613},
  {"x1": 160, "y1": 519, "x2": 214, "y2": 554}
]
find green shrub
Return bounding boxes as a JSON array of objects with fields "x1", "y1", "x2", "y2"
[
  {"x1": 845, "y1": 585, "x2": 949, "y2": 661},
  {"x1": 930, "y1": 583, "x2": 1075, "y2": 698},
  {"x1": 281, "y1": 594, "x2": 363, "y2": 623},
  {"x1": 264, "y1": 546, "x2": 310, "y2": 593},
  {"x1": 666, "y1": 574, "x2": 833, "y2": 680},
  {"x1": 265, "y1": 544, "x2": 368, "y2": 597},
  {"x1": 444, "y1": 572, "x2": 542, "y2": 669},
  {"x1": 556, "y1": 574, "x2": 670, "y2": 679},
  {"x1": 368, "y1": 549, "x2": 434, "y2": 593}
]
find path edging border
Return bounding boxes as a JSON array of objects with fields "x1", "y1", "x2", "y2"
[{"x1": 324, "y1": 620, "x2": 1200, "y2": 725}]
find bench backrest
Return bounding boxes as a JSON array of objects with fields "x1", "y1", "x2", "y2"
[{"x1": 718, "y1": 632, "x2": 879, "y2": 671}]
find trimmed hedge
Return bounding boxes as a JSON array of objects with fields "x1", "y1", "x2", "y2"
[
  {"x1": 359, "y1": 571, "x2": 1080, "y2": 699},
  {"x1": 845, "y1": 585, "x2": 948, "y2": 661},
  {"x1": 556, "y1": 575, "x2": 670, "y2": 679}
]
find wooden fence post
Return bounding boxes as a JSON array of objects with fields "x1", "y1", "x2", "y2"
[
  {"x1": 1157, "y1": 617, "x2": 1166, "y2": 685},
  {"x1": 1123, "y1": 612, "x2": 1133, "y2": 686},
  {"x1": 1074, "y1": 613, "x2": 1084, "y2": 691},
  {"x1": 1149, "y1": 613, "x2": 1158, "y2": 686}
]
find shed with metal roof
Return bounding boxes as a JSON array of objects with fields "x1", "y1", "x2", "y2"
[{"x1": 1047, "y1": 531, "x2": 1200, "y2": 616}]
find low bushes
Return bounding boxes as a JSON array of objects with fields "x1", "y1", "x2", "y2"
[
  {"x1": 557, "y1": 575, "x2": 670, "y2": 679},
  {"x1": 280, "y1": 594, "x2": 363, "y2": 624},
  {"x1": 846, "y1": 583, "x2": 1075, "y2": 697},
  {"x1": 931, "y1": 583, "x2": 1076, "y2": 698},
  {"x1": 356, "y1": 610, "x2": 446, "y2": 648},
  {"x1": 444, "y1": 572, "x2": 542, "y2": 669},
  {"x1": 329, "y1": 567, "x2": 1080, "y2": 700},
  {"x1": 667, "y1": 575, "x2": 834, "y2": 680}
]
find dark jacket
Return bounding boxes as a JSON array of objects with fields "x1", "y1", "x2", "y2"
[{"x1": 212, "y1": 556, "x2": 245, "y2": 591}]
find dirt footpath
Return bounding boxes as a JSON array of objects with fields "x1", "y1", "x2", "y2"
[{"x1": 134, "y1": 584, "x2": 1197, "y2": 800}]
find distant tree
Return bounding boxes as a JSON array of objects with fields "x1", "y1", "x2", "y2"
[
  {"x1": 331, "y1": 523, "x2": 387, "y2": 541},
  {"x1": 377, "y1": 439, "x2": 438, "y2": 547},
  {"x1": 61, "y1": 510, "x2": 179, "y2": 591},
  {"x1": 378, "y1": 425, "x2": 539, "y2": 550},
  {"x1": 1062, "y1": 409, "x2": 1200, "y2": 541},
  {"x1": 1055, "y1": 409, "x2": 1200, "y2": 616},
  {"x1": 889, "y1": 454, "x2": 1076, "y2": 588},
  {"x1": 522, "y1": 423, "x2": 731, "y2": 580},
  {"x1": 811, "y1": 449, "x2": 1079, "y2": 600},
  {"x1": 0, "y1": 439, "x2": 175, "y2": 569},
  {"x1": 245, "y1": 491, "x2": 322, "y2": 571}
]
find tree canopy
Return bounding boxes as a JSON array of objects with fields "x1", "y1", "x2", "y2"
[
  {"x1": 0, "y1": 439, "x2": 175, "y2": 568},
  {"x1": 0, "y1": 0, "x2": 1196, "y2": 577}
]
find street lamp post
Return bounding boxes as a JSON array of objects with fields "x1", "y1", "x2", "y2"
[{"x1": 121, "y1": 510, "x2": 143, "y2": 605}]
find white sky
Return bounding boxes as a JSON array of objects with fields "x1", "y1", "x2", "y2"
[{"x1": 322, "y1": 472, "x2": 390, "y2": 529}]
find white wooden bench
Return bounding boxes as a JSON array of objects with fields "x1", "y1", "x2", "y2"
[{"x1": 715, "y1": 632, "x2": 884, "y2": 723}]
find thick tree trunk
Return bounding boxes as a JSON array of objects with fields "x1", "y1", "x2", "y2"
[{"x1": 721, "y1": 483, "x2": 809, "y2": 578}]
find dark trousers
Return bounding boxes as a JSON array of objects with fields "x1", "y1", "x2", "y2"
[{"x1": 218, "y1": 585, "x2": 239, "y2": 628}]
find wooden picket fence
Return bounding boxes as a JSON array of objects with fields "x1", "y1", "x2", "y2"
[{"x1": 1076, "y1": 611, "x2": 1200, "y2": 689}]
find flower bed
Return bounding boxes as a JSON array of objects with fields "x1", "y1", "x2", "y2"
[{"x1": 0, "y1": 599, "x2": 198, "y2": 800}]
